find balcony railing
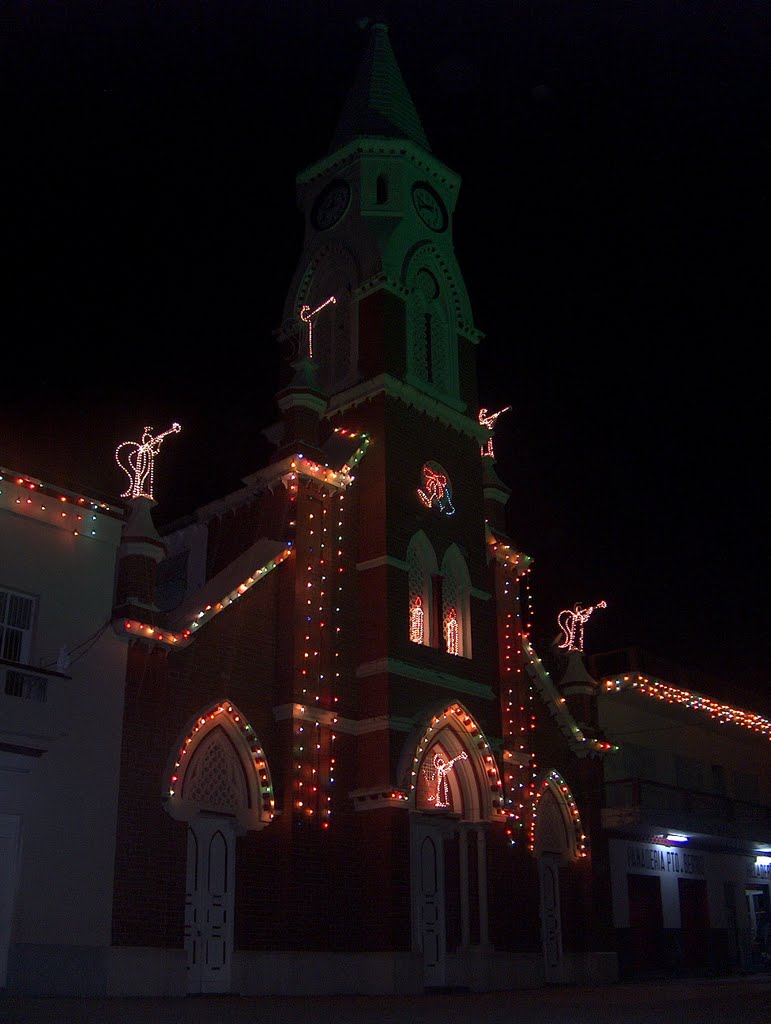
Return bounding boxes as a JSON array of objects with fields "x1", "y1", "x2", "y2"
[
  {"x1": 3, "y1": 665, "x2": 49, "y2": 702},
  {"x1": 0, "y1": 658, "x2": 71, "y2": 752},
  {"x1": 603, "y1": 777, "x2": 771, "y2": 841}
]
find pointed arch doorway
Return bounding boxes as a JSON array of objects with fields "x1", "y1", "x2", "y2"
[
  {"x1": 532, "y1": 770, "x2": 587, "y2": 984},
  {"x1": 163, "y1": 702, "x2": 275, "y2": 994},
  {"x1": 185, "y1": 815, "x2": 237, "y2": 993},
  {"x1": 406, "y1": 703, "x2": 505, "y2": 988}
]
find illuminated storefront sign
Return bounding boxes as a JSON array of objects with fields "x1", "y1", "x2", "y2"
[
  {"x1": 625, "y1": 842, "x2": 705, "y2": 877},
  {"x1": 748, "y1": 861, "x2": 771, "y2": 880}
]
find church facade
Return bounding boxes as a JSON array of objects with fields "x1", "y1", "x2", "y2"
[{"x1": 104, "y1": 23, "x2": 619, "y2": 995}]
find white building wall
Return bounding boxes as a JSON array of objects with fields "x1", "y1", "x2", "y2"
[{"x1": 0, "y1": 478, "x2": 128, "y2": 967}]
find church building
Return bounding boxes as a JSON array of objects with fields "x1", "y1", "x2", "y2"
[{"x1": 104, "y1": 22, "x2": 619, "y2": 995}]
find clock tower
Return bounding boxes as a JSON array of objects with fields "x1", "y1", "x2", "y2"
[
  {"x1": 279, "y1": 20, "x2": 482, "y2": 408},
  {"x1": 274, "y1": 21, "x2": 524, "y2": 986}
]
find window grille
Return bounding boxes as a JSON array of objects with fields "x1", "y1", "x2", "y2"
[
  {"x1": 0, "y1": 588, "x2": 34, "y2": 664},
  {"x1": 4, "y1": 669, "x2": 47, "y2": 702}
]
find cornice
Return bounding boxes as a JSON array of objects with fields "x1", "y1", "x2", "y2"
[
  {"x1": 356, "y1": 656, "x2": 495, "y2": 701},
  {"x1": 326, "y1": 373, "x2": 486, "y2": 440}
]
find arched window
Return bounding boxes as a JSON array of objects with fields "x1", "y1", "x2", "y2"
[
  {"x1": 440, "y1": 545, "x2": 472, "y2": 658},
  {"x1": 405, "y1": 259, "x2": 458, "y2": 399},
  {"x1": 407, "y1": 531, "x2": 438, "y2": 647},
  {"x1": 296, "y1": 245, "x2": 358, "y2": 394}
]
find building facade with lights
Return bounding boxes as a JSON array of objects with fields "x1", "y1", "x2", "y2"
[
  {"x1": 0, "y1": 469, "x2": 128, "y2": 992},
  {"x1": 2, "y1": 23, "x2": 769, "y2": 1000},
  {"x1": 589, "y1": 648, "x2": 771, "y2": 979}
]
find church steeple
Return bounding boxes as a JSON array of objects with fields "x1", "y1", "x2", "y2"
[
  {"x1": 328, "y1": 21, "x2": 431, "y2": 153},
  {"x1": 280, "y1": 20, "x2": 480, "y2": 415}
]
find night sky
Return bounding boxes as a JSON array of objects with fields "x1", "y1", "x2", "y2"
[{"x1": 5, "y1": 4, "x2": 767, "y2": 702}]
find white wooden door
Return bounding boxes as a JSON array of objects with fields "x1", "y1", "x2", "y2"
[
  {"x1": 185, "y1": 818, "x2": 235, "y2": 993},
  {"x1": 0, "y1": 814, "x2": 21, "y2": 988},
  {"x1": 412, "y1": 822, "x2": 446, "y2": 987},
  {"x1": 539, "y1": 855, "x2": 563, "y2": 983}
]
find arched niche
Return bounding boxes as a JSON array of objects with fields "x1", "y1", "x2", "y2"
[
  {"x1": 407, "y1": 530, "x2": 439, "y2": 647},
  {"x1": 531, "y1": 769, "x2": 588, "y2": 862},
  {"x1": 295, "y1": 242, "x2": 360, "y2": 393},
  {"x1": 162, "y1": 700, "x2": 275, "y2": 833},
  {"x1": 439, "y1": 543, "x2": 472, "y2": 658},
  {"x1": 401, "y1": 702, "x2": 506, "y2": 823}
]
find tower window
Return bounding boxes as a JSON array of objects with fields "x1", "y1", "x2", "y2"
[
  {"x1": 407, "y1": 531, "x2": 438, "y2": 647},
  {"x1": 440, "y1": 546, "x2": 472, "y2": 658},
  {"x1": 376, "y1": 174, "x2": 388, "y2": 204},
  {"x1": 407, "y1": 263, "x2": 456, "y2": 398}
]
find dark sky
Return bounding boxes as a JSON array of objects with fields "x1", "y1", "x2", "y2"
[{"x1": 5, "y1": 3, "x2": 767, "y2": 699}]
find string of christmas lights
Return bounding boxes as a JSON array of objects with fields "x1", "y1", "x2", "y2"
[
  {"x1": 523, "y1": 639, "x2": 617, "y2": 754},
  {"x1": 528, "y1": 769, "x2": 588, "y2": 858},
  {"x1": 120, "y1": 547, "x2": 294, "y2": 648},
  {"x1": 499, "y1": 571, "x2": 529, "y2": 845},
  {"x1": 292, "y1": 456, "x2": 359, "y2": 827},
  {"x1": 605, "y1": 674, "x2": 771, "y2": 740},
  {"x1": 1, "y1": 472, "x2": 121, "y2": 539},
  {"x1": 409, "y1": 595, "x2": 425, "y2": 644},
  {"x1": 165, "y1": 703, "x2": 275, "y2": 819}
]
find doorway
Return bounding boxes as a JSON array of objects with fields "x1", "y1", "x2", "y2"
[
  {"x1": 538, "y1": 854, "x2": 563, "y2": 982},
  {"x1": 185, "y1": 816, "x2": 236, "y2": 994}
]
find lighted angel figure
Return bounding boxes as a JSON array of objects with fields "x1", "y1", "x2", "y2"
[
  {"x1": 299, "y1": 295, "x2": 336, "y2": 358},
  {"x1": 556, "y1": 600, "x2": 607, "y2": 652},
  {"x1": 422, "y1": 749, "x2": 468, "y2": 808},
  {"x1": 478, "y1": 406, "x2": 511, "y2": 458},
  {"x1": 417, "y1": 462, "x2": 455, "y2": 516},
  {"x1": 115, "y1": 422, "x2": 181, "y2": 500}
]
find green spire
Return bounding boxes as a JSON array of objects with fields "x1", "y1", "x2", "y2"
[{"x1": 329, "y1": 21, "x2": 431, "y2": 153}]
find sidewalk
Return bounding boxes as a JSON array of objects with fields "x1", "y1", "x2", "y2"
[{"x1": 2, "y1": 974, "x2": 770, "y2": 1024}]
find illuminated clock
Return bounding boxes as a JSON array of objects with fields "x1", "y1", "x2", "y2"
[
  {"x1": 311, "y1": 180, "x2": 351, "y2": 230},
  {"x1": 412, "y1": 181, "x2": 447, "y2": 232}
]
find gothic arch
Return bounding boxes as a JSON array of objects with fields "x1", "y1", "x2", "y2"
[
  {"x1": 403, "y1": 244, "x2": 463, "y2": 399},
  {"x1": 162, "y1": 700, "x2": 275, "y2": 832},
  {"x1": 400, "y1": 702, "x2": 506, "y2": 822},
  {"x1": 401, "y1": 240, "x2": 473, "y2": 329},
  {"x1": 407, "y1": 530, "x2": 439, "y2": 647},
  {"x1": 294, "y1": 242, "x2": 360, "y2": 393},
  {"x1": 530, "y1": 769, "x2": 588, "y2": 862},
  {"x1": 440, "y1": 544, "x2": 472, "y2": 658}
]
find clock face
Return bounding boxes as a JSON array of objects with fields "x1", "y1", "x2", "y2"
[
  {"x1": 412, "y1": 182, "x2": 447, "y2": 232},
  {"x1": 311, "y1": 180, "x2": 351, "y2": 230}
]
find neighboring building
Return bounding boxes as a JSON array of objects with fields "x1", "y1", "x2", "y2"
[
  {"x1": 589, "y1": 647, "x2": 771, "y2": 978},
  {"x1": 1, "y1": 23, "x2": 767, "y2": 1001},
  {"x1": 0, "y1": 467, "x2": 127, "y2": 991}
]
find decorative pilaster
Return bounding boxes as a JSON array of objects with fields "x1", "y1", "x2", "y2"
[{"x1": 114, "y1": 496, "x2": 167, "y2": 620}]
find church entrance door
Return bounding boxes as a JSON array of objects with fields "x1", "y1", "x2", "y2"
[
  {"x1": 185, "y1": 816, "x2": 236, "y2": 994},
  {"x1": 539, "y1": 854, "x2": 564, "y2": 983},
  {"x1": 411, "y1": 817, "x2": 448, "y2": 988}
]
